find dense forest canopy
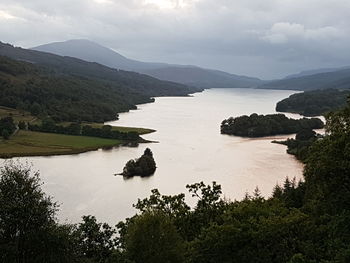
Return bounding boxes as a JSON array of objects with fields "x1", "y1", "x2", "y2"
[
  {"x1": 1, "y1": 100, "x2": 350, "y2": 262},
  {"x1": 276, "y1": 88, "x2": 350, "y2": 116},
  {"x1": 221, "y1": 113, "x2": 324, "y2": 137}
]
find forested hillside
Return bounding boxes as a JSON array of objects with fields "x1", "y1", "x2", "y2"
[
  {"x1": 0, "y1": 41, "x2": 200, "y2": 122},
  {"x1": 276, "y1": 89, "x2": 350, "y2": 116},
  {"x1": 0, "y1": 42, "x2": 199, "y2": 97},
  {"x1": 0, "y1": 56, "x2": 151, "y2": 122}
]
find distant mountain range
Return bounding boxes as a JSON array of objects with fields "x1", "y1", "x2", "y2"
[
  {"x1": 260, "y1": 68, "x2": 350, "y2": 91},
  {"x1": 284, "y1": 66, "x2": 350, "y2": 80},
  {"x1": 32, "y1": 39, "x2": 263, "y2": 89}
]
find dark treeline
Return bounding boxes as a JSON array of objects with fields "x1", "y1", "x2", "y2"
[
  {"x1": 1, "y1": 102, "x2": 350, "y2": 262},
  {"x1": 276, "y1": 88, "x2": 350, "y2": 116},
  {"x1": 0, "y1": 117, "x2": 16, "y2": 139},
  {"x1": 221, "y1": 113, "x2": 324, "y2": 137},
  {"x1": 28, "y1": 119, "x2": 139, "y2": 141},
  {"x1": 121, "y1": 148, "x2": 157, "y2": 177},
  {"x1": 273, "y1": 128, "x2": 321, "y2": 162}
]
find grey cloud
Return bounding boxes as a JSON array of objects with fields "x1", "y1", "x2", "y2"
[{"x1": 0, "y1": 0, "x2": 350, "y2": 78}]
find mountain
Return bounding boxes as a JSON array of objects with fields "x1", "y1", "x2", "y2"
[
  {"x1": 276, "y1": 88, "x2": 350, "y2": 116},
  {"x1": 0, "y1": 41, "x2": 199, "y2": 122},
  {"x1": 0, "y1": 41, "x2": 198, "y2": 97},
  {"x1": 284, "y1": 66, "x2": 350, "y2": 79},
  {"x1": 142, "y1": 67, "x2": 263, "y2": 89},
  {"x1": 32, "y1": 39, "x2": 263, "y2": 88},
  {"x1": 260, "y1": 68, "x2": 350, "y2": 91},
  {"x1": 32, "y1": 39, "x2": 168, "y2": 71}
]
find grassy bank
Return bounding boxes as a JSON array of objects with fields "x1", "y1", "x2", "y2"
[
  {"x1": 0, "y1": 107, "x2": 156, "y2": 158},
  {"x1": 0, "y1": 128, "x2": 155, "y2": 158},
  {"x1": 0, "y1": 130, "x2": 123, "y2": 158}
]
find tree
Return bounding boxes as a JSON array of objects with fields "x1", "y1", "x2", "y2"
[
  {"x1": 30, "y1": 102, "x2": 42, "y2": 116},
  {"x1": 2, "y1": 129, "x2": 10, "y2": 140},
  {"x1": 18, "y1": 121, "x2": 26, "y2": 130},
  {"x1": 304, "y1": 100, "x2": 350, "y2": 214},
  {"x1": 124, "y1": 211, "x2": 185, "y2": 263},
  {"x1": 121, "y1": 148, "x2": 156, "y2": 177},
  {"x1": 0, "y1": 162, "x2": 57, "y2": 262},
  {"x1": 77, "y1": 215, "x2": 116, "y2": 263}
]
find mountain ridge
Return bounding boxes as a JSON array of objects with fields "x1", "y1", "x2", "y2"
[{"x1": 32, "y1": 39, "x2": 264, "y2": 88}]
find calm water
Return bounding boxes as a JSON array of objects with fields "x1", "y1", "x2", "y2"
[{"x1": 1, "y1": 88, "x2": 304, "y2": 224}]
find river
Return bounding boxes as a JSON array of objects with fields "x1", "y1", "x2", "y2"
[{"x1": 1, "y1": 88, "x2": 304, "y2": 225}]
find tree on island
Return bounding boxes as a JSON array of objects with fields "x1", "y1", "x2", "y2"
[
  {"x1": 221, "y1": 113, "x2": 324, "y2": 137},
  {"x1": 122, "y1": 148, "x2": 157, "y2": 177}
]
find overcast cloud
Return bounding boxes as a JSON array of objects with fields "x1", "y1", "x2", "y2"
[{"x1": 0, "y1": 0, "x2": 350, "y2": 79}]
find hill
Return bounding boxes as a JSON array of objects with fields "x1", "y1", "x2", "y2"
[
  {"x1": 32, "y1": 39, "x2": 263, "y2": 88},
  {"x1": 260, "y1": 68, "x2": 350, "y2": 91},
  {"x1": 0, "y1": 41, "x2": 198, "y2": 98},
  {"x1": 276, "y1": 89, "x2": 350, "y2": 116},
  {"x1": 142, "y1": 66, "x2": 263, "y2": 89},
  {"x1": 0, "y1": 41, "x2": 200, "y2": 122},
  {"x1": 284, "y1": 66, "x2": 350, "y2": 79},
  {"x1": 32, "y1": 39, "x2": 167, "y2": 71}
]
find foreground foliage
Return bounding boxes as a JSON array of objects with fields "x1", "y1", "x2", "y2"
[{"x1": 1, "y1": 100, "x2": 350, "y2": 262}]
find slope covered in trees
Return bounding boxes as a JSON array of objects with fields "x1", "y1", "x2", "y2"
[
  {"x1": 0, "y1": 42, "x2": 200, "y2": 123},
  {"x1": 0, "y1": 54, "x2": 197, "y2": 122},
  {"x1": 276, "y1": 89, "x2": 350, "y2": 116},
  {"x1": 221, "y1": 113, "x2": 324, "y2": 137}
]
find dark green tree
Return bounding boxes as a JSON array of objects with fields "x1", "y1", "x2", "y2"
[
  {"x1": 124, "y1": 211, "x2": 185, "y2": 263},
  {"x1": 2, "y1": 129, "x2": 10, "y2": 140},
  {"x1": 77, "y1": 215, "x2": 117, "y2": 263},
  {"x1": 0, "y1": 162, "x2": 58, "y2": 262}
]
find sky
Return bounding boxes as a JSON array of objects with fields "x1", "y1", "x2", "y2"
[{"x1": 0, "y1": 0, "x2": 350, "y2": 79}]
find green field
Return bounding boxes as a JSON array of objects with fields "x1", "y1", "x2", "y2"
[
  {"x1": 84, "y1": 123, "x2": 155, "y2": 135},
  {"x1": 0, "y1": 107, "x2": 156, "y2": 158},
  {"x1": 0, "y1": 130, "x2": 124, "y2": 158}
]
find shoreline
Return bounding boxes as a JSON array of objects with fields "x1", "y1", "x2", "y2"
[{"x1": 0, "y1": 128, "x2": 156, "y2": 159}]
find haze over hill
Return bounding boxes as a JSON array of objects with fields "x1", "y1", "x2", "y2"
[
  {"x1": 259, "y1": 68, "x2": 350, "y2": 91},
  {"x1": 32, "y1": 39, "x2": 263, "y2": 89},
  {"x1": 284, "y1": 66, "x2": 350, "y2": 79}
]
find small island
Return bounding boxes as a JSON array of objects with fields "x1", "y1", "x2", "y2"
[
  {"x1": 120, "y1": 148, "x2": 157, "y2": 177},
  {"x1": 221, "y1": 113, "x2": 324, "y2": 137}
]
